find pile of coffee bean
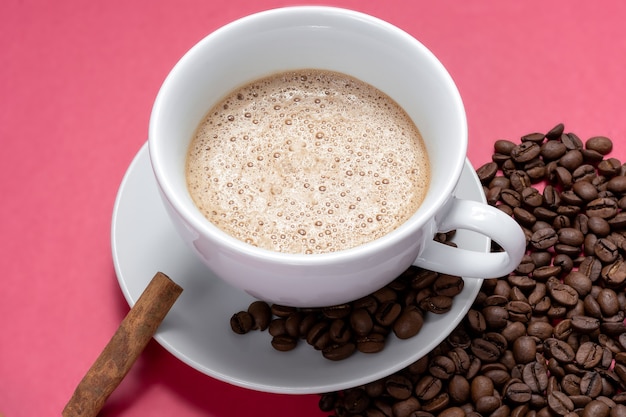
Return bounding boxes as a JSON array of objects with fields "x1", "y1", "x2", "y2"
[
  {"x1": 318, "y1": 124, "x2": 626, "y2": 417},
  {"x1": 230, "y1": 255, "x2": 465, "y2": 361}
]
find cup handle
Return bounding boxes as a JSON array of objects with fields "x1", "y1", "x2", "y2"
[{"x1": 414, "y1": 198, "x2": 526, "y2": 278}]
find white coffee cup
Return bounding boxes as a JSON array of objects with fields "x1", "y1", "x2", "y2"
[{"x1": 149, "y1": 6, "x2": 526, "y2": 307}]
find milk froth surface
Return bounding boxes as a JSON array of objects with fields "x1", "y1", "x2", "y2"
[{"x1": 186, "y1": 69, "x2": 429, "y2": 254}]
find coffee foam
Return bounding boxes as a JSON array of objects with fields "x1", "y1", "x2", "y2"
[{"x1": 186, "y1": 69, "x2": 429, "y2": 254}]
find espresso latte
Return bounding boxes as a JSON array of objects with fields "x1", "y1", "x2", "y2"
[{"x1": 186, "y1": 69, "x2": 429, "y2": 254}]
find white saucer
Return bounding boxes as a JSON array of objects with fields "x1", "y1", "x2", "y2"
[{"x1": 111, "y1": 142, "x2": 487, "y2": 394}]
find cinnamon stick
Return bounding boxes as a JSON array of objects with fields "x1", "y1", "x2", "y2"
[{"x1": 63, "y1": 272, "x2": 183, "y2": 417}]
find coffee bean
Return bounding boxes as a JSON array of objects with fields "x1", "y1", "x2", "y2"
[
  {"x1": 512, "y1": 336, "x2": 537, "y2": 364},
  {"x1": 494, "y1": 139, "x2": 517, "y2": 154},
  {"x1": 393, "y1": 305, "x2": 424, "y2": 339},
  {"x1": 587, "y1": 197, "x2": 618, "y2": 218},
  {"x1": 230, "y1": 311, "x2": 254, "y2": 334},
  {"x1": 271, "y1": 334, "x2": 298, "y2": 351},
  {"x1": 531, "y1": 227, "x2": 558, "y2": 249},
  {"x1": 523, "y1": 361, "x2": 549, "y2": 393},
  {"x1": 429, "y1": 355, "x2": 456, "y2": 380},
  {"x1": 322, "y1": 342, "x2": 355, "y2": 361},
  {"x1": 576, "y1": 341, "x2": 603, "y2": 369},
  {"x1": 415, "y1": 375, "x2": 443, "y2": 401},
  {"x1": 548, "y1": 390, "x2": 575, "y2": 415},
  {"x1": 545, "y1": 338, "x2": 576, "y2": 363},
  {"x1": 433, "y1": 274, "x2": 464, "y2": 297},
  {"x1": 477, "y1": 161, "x2": 498, "y2": 184},
  {"x1": 271, "y1": 304, "x2": 297, "y2": 318},
  {"x1": 419, "y1": 295, "x2": 453, "y2": 314},
  {"x1": 384, "y1": 374, "x2": 413, "y2": 400},
  {"x1": 579, "y1": 371, "x2": 603, "y2": 397},
  {"x1": 356, "y1": 332, "x2": 386, "y2": 353},
  {"x1": 512, "y1": 141, "x2": 541, "y2": 163},
  {"x1": 549, "y1": 282, "x2": 579, "y2": 306},
  {"x1": 350, "y1": 308, "x2": 374, "y2": 337},
  {"x1": 601, "y1": 258, "x2": 626, "y2": 287},
  {"x1": 505, "y1": 381, "x2": 532, "y2": 404},
  {"x1": 586, "y1": 136, "x2": 613, "y2": 155},
  {"x1": 391, "y1": 397, "x2": 420, "y2": 417}
]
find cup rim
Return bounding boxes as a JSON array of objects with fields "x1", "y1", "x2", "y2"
[{"x1": 149, "y1": 5, "x2": 467, "y2": 265}]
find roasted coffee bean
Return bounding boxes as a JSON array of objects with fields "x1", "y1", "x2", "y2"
[
  {"x1": 419, "y1": 295, "x2": 453, "y2": 314},
  {"x1": 563, "y1": 271, "x2": 592, "y2": 296},
  {"x1": 384, "y1": 374, "x2": 413, "y2": 400},
  {"x1": 230, "y1": 311, "x2": 254, "y2": 334},
  {"x1": 523, "y1": 361, "x2": 549, "y2": 393},
  {"x1": 527, "y1": 320, "x2": 553, "y2": 340},
  {"x1": 247, "y1": 300, "x2": 272, "y2": 330},
  {"x1": 447, "y1": 374, "x2": 470, "y2": 404},
  {"x1": 571, "y1": 315, "x2": 600, "y2": 333},
  {"x1": 549, "y1": 282, "x2": 579, "y2": 306},
  {"x1": 531, "y1": 227, "x2": 558, "y2": 249},
  {"x1": 393, "y1": 305, "x2": 424, "y2": 339},
  {"x1": 328, "y1": 318, "x2": 351, "y2": 344},
  {"x1": 271, "y1": 304, "x2": 297, "y2": 318},
  {"x1": 558, "y1": 227, "x2": 585, "y2": 246},
  {"x1": 501, "y1": 188, "x2": 522, "y2": 207},
  {"x1": 374, "y1": 301, "x2": 402, "y2": 326},
  {"x1": 597, "y1": 288, "x2": 620, "y2": 316},
  {"x1": 586, "y1": 136, "x2": 613, "y2": 155},
  {"x1": 502, "y1": 321, "x2": 527, "y2": 343},
  {"x1": 575, "y1": 342, "x2": 603, "y2": 369},
  {"x1": 306, "y1": 321, "x2": 331, "y2": 350},
  {"x1": 548, "y1": 391, "x2": 575, "y2": 415},
  {"x1": 433, "y1": 274, "x2": 464, "y2": 297},
  {"x1": 470, "y1": 338, "x2": 501, "y2": 362},
  {"x1": 415, "y1": 375, "x2": 443, "y2": 401},
  {"x1": 608, "y1": 175, "x2": 626, "y2": 194},
  {"x1": 601, "y1": 258, "x2": 626, "y2": 287},
  {"x1": 522, "y1": 186, "x2": 544, "y2": 207},
  {"x1": 471, "y1": 375, "x2": 494, "y2": 403},
  {"x1": 448, "y1": 347, "x2": 471, "y2": 374},
  {"x1": 350, "y1": 308, "x2": 374, "y2": 337},
  {"x1": 477, "y1": 161, "x2": 499, "y2": 184},
  {"x1": 560, "y1": 149, "x2": 584, "y2": 171},
  {"x1": 391, "y1": 397, "x2": 421, "y2": 417},
  {"x1": 356, "y1": 332, "x2": 386, "y2": 353},
  {"x1": 579, "y1": 371, "x2": 603, "y2": 397},
  {"x1": 429, "y1": 355, "x2": 456, "y2": 380},
  {"x1": 599, "y1": 158, "x2": 623, "y2": 177},
  {"x1": 573, "y1": 181, "x2": 599, "y2": 201},
  {"x1": 512, "y1": 141, "x2": 541, "y2": 163},
  {"x1": 505, "y1": 381, "x2": 532, "y2": 404},
  {"x1": 545, "y1": 338, "x2": 576, "y2": 363},
  {"x1": 322, "y1": 342, "x2": 356, "y2": 361},
  {"x1": 542, "y1": 139, "x2": 567, "y2": 160},
  {"x1": 583, "y1": 400, "x2": 611, "y2": 417},
  {"x1": 594, "y1": 238, "x2": 619, "y2": 263},
  {"x1": 271, "y1": 334, "x2": 298, "y2": 351},
  {"x1": 494, "y1": 138, "x2": 517, "y2": 154},
  {"x1": 586, "y1": 197, "x2": 618, "y2": 218},
  {"x1": 512, "y1": 336, "x2": 537, "y2": 364}
]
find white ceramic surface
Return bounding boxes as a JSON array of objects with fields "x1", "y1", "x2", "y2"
[
  {"x1": 112, "y1": 142, "x2": 487, "y2": 394},
  {"x1": 148, "y1": 6, "x2": 525, "y2": 307}
]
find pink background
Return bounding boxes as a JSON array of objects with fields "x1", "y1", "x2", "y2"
[{"x1": 2, "y1": 1, "x2": 626, "y2": 416}]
